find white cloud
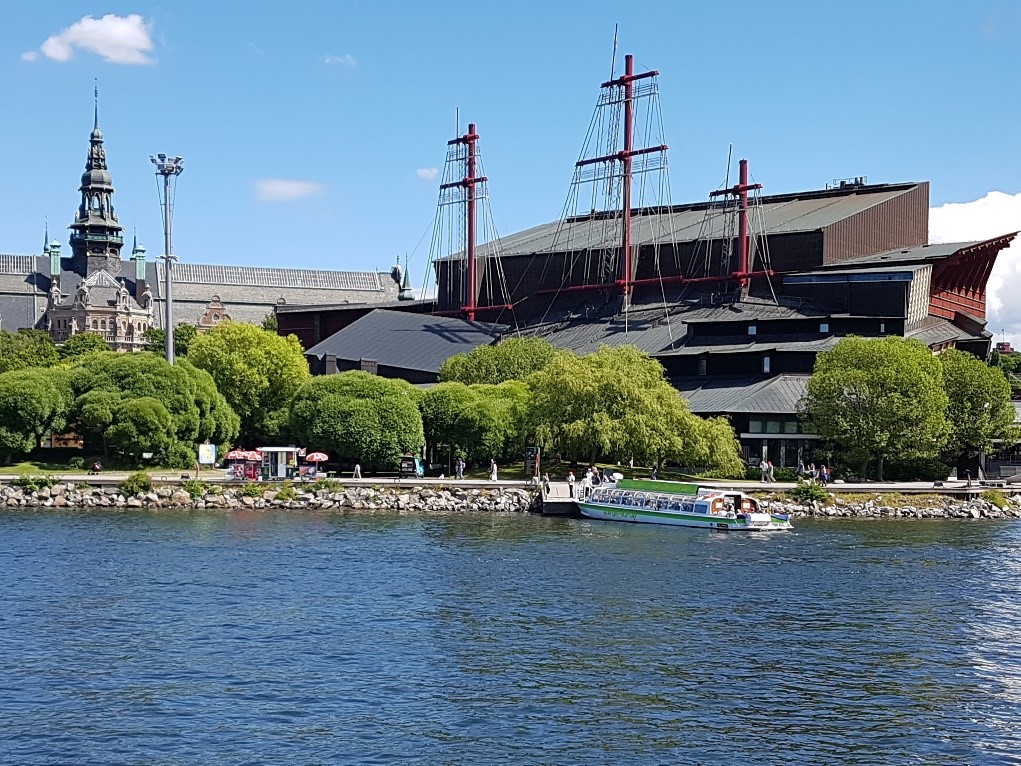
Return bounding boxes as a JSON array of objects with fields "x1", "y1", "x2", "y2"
[
  {"x1": 416, "y1": 167, "x2": 439, "y2": 180},
  {"x1": 323, "y1": 53, "x2": 357, "y2": 66},
  {"x1": 27, "y1": 14, "x2": 154, "y2": 65},
  {"x1": 255, "y1": 179, "x2": 327, "y2": 201},
  {"x1": 929, "y1": 191, "x2": 1021, "y2": 342}
]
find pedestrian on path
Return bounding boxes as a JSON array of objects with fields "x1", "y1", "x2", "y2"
[
  {"x1": 455, "y1": 457, "x2": 464, "y2": 480},
  {"x1": 489, "y1": 459, "x2": 498, "y2": 481},
  {"x1": 352, "y1": 463, "x2": 362, "y2": 479},
  {"x1": 567, "y1": 470, "x2": 576, "y2": 497}
]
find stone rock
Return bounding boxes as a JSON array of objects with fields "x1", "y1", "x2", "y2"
[{"x1": 53, "y1": 495, "x2": 68, "y2": 508}]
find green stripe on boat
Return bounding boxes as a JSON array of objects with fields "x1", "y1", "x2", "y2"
[{"x1": 616, "y1": 479, "x2": 700, "y2": 494}]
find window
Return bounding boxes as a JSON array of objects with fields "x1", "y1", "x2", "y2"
[
  {"x1": 819, "y1": 322, "x2": 829, "y2": 333},
  {"x1": 749, "y1": 420, "x2": 763, "y2": 433},
  {"x1": 698, "y1": 358, "x2": 706, "y2": 376},
  {"x1": 784, "y1": 421, "x2": 799, "y2": 434},
  {"x1": 762, "y1": 355, "x2": 771, "y2": 373},
  {"x1": 880, "y1": 322, "x2": 886, "y2": 333},
  {"x1": 766, "y1": 421, "x2": 781, "y2": 434},
  {"x1": 748, "y1": 324, "x2": 757, "y2": 336}
]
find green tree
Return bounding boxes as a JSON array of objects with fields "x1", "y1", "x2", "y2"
[
  {"x1": 439, "y1": 337, "x2": 560, "y2": 385},
  {"x1": 0, "y1": 329, "x2": 59, "y2": 373},
  {"x1": 940, "y1": 347, "x2": 1015, "y2": 459},
  {"x1": 58, "y1": 332, "x2": 109, "y2": 360},
  {"x1": 106, "y1": 397, "x2": 175, "y2": 462},
  {"x1": 143, "y1": 323, "x2": 198, "y2": 357},
  {"x1": 526, "y1": 345, "x2": 741, "y2": 473},
  {"x1": 188, "y1": 322, "x2": 310, "y2": 444},
  {"x1": 0, "y1": 367, "x2": 74, "y2": 462},
  {"x1": 289, "y1": 371, "x2": 423, "y2": 469},
  {"x1": 802, "y1": 336, "x2": 950, "y2": 481},
  {"x1": 261, "y1": 312, "x2": 278, "y2": 332},
  {"x1": 68, "y1": 351, "x2": 238, "y2": 466}
]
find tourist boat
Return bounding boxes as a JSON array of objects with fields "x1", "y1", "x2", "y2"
[{"x1": 575, "y1": 479, "x2": 792, "y2": 531}]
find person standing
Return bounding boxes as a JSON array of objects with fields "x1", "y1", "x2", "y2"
[
  {"x1": 489, "y1": 459, "x2": 498, "y2": 481},
  {"x1": 767, "y1": 461, "x2": 775, "y2": 483},
  {"x1": 567, "y1": 470, "x2": 576, "y2": 497},
  {"x1": 455, "y1": 457, "x2": 464, "y2": 480},
  {"x1": 760, "y1": 459, "x2": 769, "y2": 483},
  {"x1": 352, "y1": 463, "x2": 362, "y2": 479}
]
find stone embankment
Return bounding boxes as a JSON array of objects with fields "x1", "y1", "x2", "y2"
[
  {"x1": 761, "y1": 494, "x2": 1021, "y2": 520},
  {"x1": 0, "y1": 482, "x2": 540, "y2": 514}
]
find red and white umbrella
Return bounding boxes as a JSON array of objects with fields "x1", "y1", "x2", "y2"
[
  {"x1": 244, "y1": 450, "x2": 263, "y2": 462},
  {"x1": 224, "y1": 449, "x2": 248, "y2": 461},
  {"x1": 305, "y1": 452, "x2": 328, "y2": 465}
]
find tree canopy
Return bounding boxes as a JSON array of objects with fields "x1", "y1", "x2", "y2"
[
  {"x1": 68, "y1": 351, "x2": 239, "y2": 467},
  {"x1": 289, "y1": 371, "x2": 424, "y2": 470},
  {"x1": 802, "y1": 336, "x2": 950, "y2": 480},
  {"x1": 940, "y1": 347, "x2": 1015, "y2": 457},
  {"x1": 0, "y1": 367, "x2": 74, "y2": 463},
  {"x1": 143, "y1": 323, "x2": 198, "y2": 358},
  {"x1": 420, "y1": 380, "x2": 530, "y2": 465},
  {"x1": 188, "y1": 322, "x2": 309, "y2": 444},
  {"x1": 0, "y1": 329, "x2": 59, "y2": 373},
  {"x1": 439, "y1": 337, "x2": 560, "y2": 385},
  {"x1": 58, "y1": 332, "x2": 109, "y2": 360},
  {"x1": 526, "y1": 345, "x2": 743, "y2": 475}
]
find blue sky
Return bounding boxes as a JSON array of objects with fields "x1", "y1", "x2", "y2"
[{"x1": 5, "y1": 2, "x2": 1021, "y2": 335}]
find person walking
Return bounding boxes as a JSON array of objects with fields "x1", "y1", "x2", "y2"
[
  {"x1": 820, "y1": 465, "x2": 830, "y2": 486},
  {"x1": 455, "y1": 457, "x2": 464, "y2": 480},
  {"x1": 760, "y1": 459, "x2": 769, "y2": 483},
  {"x1": 766, "y1": 461, "x2": 775, "y2": 483},
  {"x1": 567, "y1": 470, "x2": 576, "y2": 498},
  {"x1": 352, "y1": 463, "x2": 362, "y2": 479},
  {"x1": 489, "y1": 459, "x2": 498, "y2": 481}
]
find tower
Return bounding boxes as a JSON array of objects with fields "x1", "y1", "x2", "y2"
[{"x1": 69, "y1": 89, "x2": 124, "y2": 277}]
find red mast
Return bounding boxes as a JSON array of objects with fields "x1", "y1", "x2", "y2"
[
  {"x1": 575, "y1": 54, "x2": 667, "y2": 308},
  {"x1": 440, "y1": 123, "x2": 485, "y2": 321},
  {"x1": 709, "y1": 158, "x2": 762, "y2": 293}
]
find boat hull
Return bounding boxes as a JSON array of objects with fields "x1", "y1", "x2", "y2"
[{"x1": 576, "y1": 500, "x2": 791, "y2": 531}]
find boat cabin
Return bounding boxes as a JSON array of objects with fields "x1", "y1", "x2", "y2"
[{"x1": 587, "y1": 486, "x2": 760, "y2": 516}]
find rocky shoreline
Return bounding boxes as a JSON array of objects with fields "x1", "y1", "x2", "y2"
[
  {"x1": 0, "y1": 481, "x2": 539, "y2": 514},
  {"x1": 2, "y1": 480, "x2": 1020, "y2": 520},
  {"x1": 761, "y1": 494, "x2": 1021, "y2": 520}
]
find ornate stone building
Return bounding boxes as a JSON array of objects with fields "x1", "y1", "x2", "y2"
[
  {"x1": 0, "y1": 101, "x2": 403, "y2": 346},
  {"x1": 43, "y1": 105, "x2": 154, "y2": 351}
]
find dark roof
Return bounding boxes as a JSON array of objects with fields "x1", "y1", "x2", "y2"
[
  {"x1": 906, "y1": 317, "x2": 983, "y2": 346},
  {"x1": 676, "y1": 374, "x2": 809, "y2": 415},
  {"x1": 821, "y1": 235, "x2": 1016, "y2": 270},
  {"x1": 305, "y1": 309, "x2": 507, "y2": 374},
  {"x1": 447, "y1": 183, "x2": 924, "y2": 259}
]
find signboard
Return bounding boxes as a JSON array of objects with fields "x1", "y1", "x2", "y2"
[{"x1": 198, "y1": 443, "x2": 217, "y2": 465}]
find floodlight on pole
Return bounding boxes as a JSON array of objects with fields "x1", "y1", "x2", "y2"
[{"x1": 150, "y1": 154, "x2": 184, "y2": 364}]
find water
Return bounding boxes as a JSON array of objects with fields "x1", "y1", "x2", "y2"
[{"x1": 1, "y1": 510, "x2": 1019, "y2": 765}]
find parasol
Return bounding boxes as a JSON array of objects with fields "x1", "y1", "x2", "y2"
[
  {"x1": 245, "y1": 450, "x2": 263, "y2": 462},
  {"x1": 224, "y1": 449, "x2": 248, "y2": 461},
  {"x1": 306, "y1": 451, "x2": 328, "y2": 465}
]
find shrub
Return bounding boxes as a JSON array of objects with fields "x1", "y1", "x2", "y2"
[
  {"x1": 789, "y1": 480, "x2": 830, "y2": 505},
  {"x1": 68, "y1": 457, "x2": 85, "y2": 470},
  {"x1": 119, "y1": 471, "x2": 153, "y2": 496},
  {"x1": 316, "y1": 479, "x2": 344, "y2": 492},
  {"x1": 276, "y1": 481, "x2": 296, "y2": 501},
  {"x1": 241, "y1": 482, "x2": 264, "y2": 497},
  {"x1": 181, "y1": 479, "x2": 210, "y2": 499},
  {"x1": 13, "y1": 474, "x2": 59, "y2": 492},
  {"x1": 981, "y1": 489, "x2": 1009, "y2": 509}
]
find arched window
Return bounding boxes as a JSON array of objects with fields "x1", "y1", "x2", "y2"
[{"x1": 91, "y1": 319, "x2": 98, "y2": 330}]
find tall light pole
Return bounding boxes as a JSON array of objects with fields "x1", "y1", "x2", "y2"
[{"x1": 150, "y1": 153, "x2": 184, "y2": 364}]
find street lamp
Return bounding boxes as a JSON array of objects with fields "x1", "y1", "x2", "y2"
[{"x1": 150, "y1": 153, "x2": 184, "y2": 364}]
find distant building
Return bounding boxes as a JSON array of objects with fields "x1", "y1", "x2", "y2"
[
  {"x1": 0, "y1": 104, "x2": 401, "y2": 345},
  {"x1": 997, "y1": 341, "x2": 1014, "y2": 355}
]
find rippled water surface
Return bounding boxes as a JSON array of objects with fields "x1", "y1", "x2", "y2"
[{"x1": 2, "y1": 510, "x2": 1020, "y2": 765}]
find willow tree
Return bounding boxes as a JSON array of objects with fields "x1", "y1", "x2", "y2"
[
  {"x1": 289, "y1": 371, "x2": 424, "y2": 470},
  {"x1": 802, "y1": 336, "x2": 949, "y2": 480},
  {"x1": 940, "y1": 348, "x2": 1015, "y2": 460},
  {"x1": 439, "y1": 337, "x2": 560, "y2": 385},
  {"x1": 526, "y1": 344, "x2": 742, "y2": 475},
  {"x1": 188, "y1": 322, "x2": 309, "y2": 444}
]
